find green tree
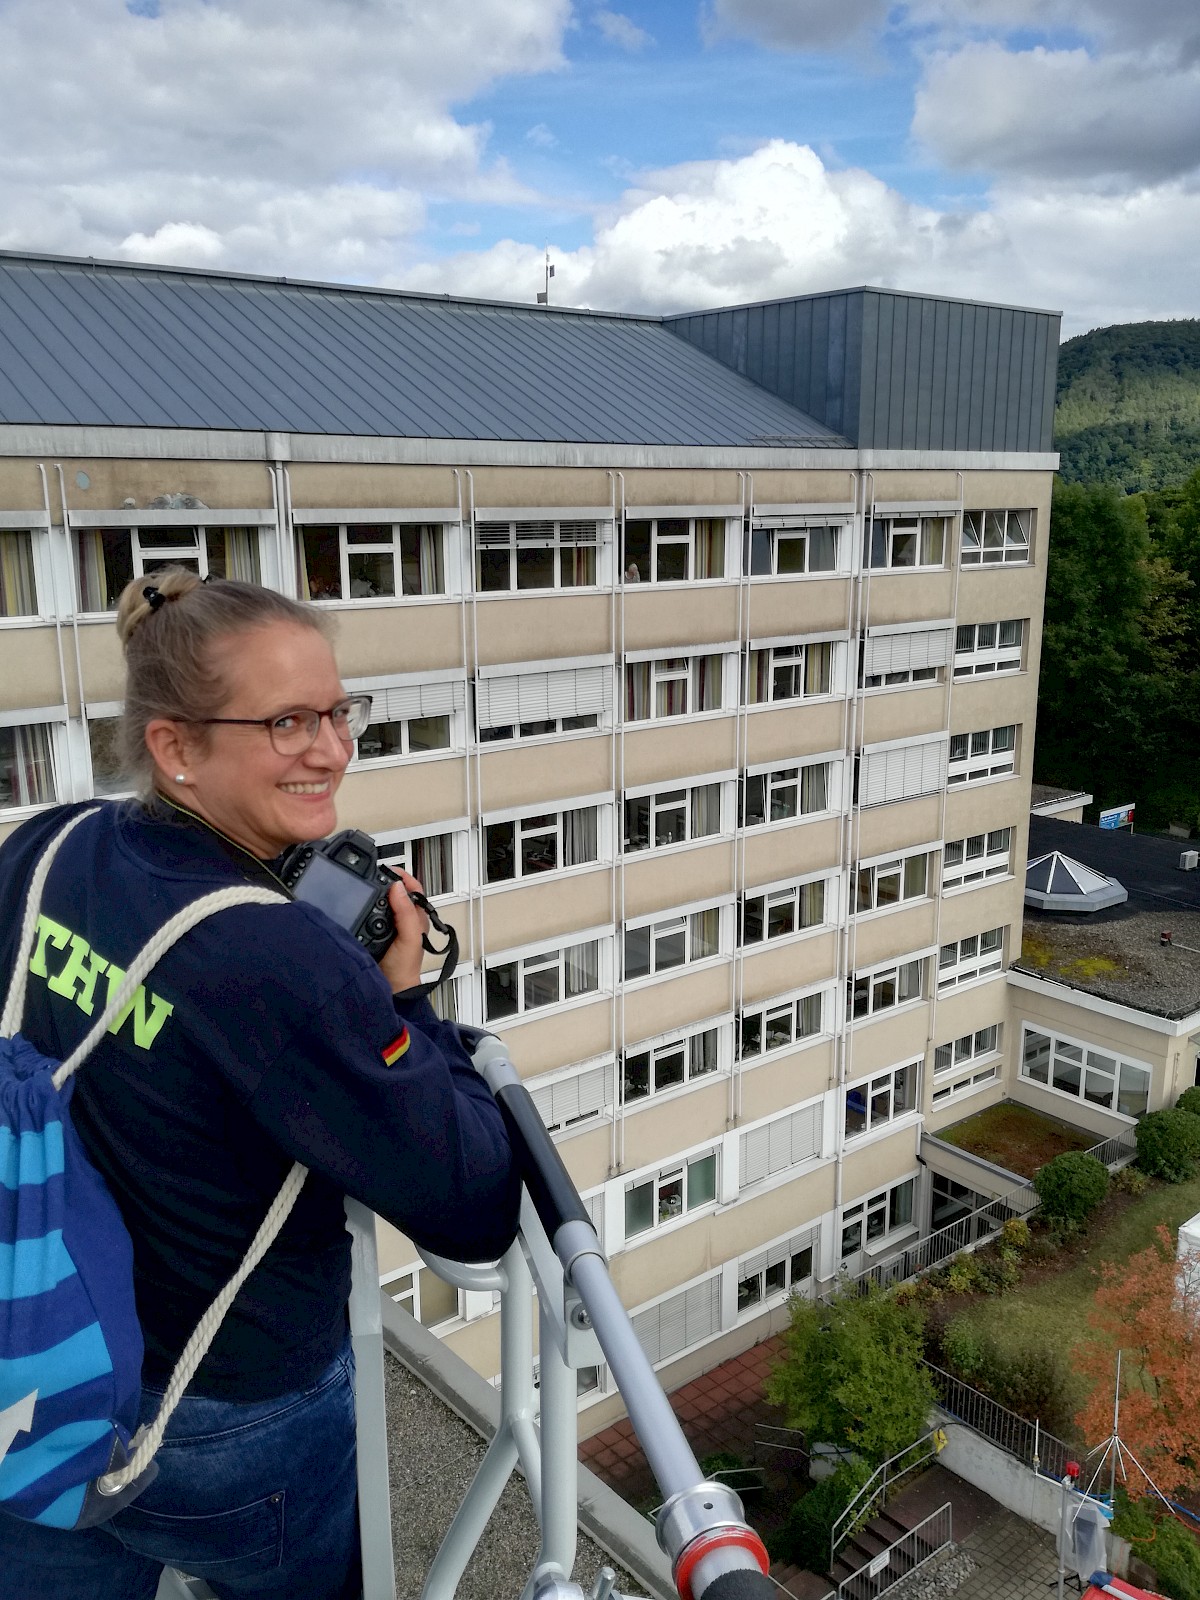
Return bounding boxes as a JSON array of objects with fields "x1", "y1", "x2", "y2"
[{"x1": 766, "y1": 1288, "x2": 933, "y2": 1466}]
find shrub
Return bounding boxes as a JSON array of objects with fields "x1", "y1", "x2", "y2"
[
  {"x1": 1001, "y1": 1217, "x2": 1031, "y2": 1252},
  {"x1": 700, "y1": 1451, "x2": 745, "y2": 1479},
  {"x1": 1114, "y1": 1164, "x2": 1151, "y2": 1197},
  {"x1": 1175, "y1": 1087, "x2": 1200, "y2": 1119},
  {"x1": 1148, "y1": 1516, "x2": 1200, "y2": 1600},
  {"x1": 776, "y1": 1459, "x2": 874, "y2": 1574},
  {"x1": 939, "y1": 1317, "x2": 1076, "y2": 1435},
  {"x1": 1136, "y1": 1109, "x2": 1200, "y2": 1183},
  {"x1": 1034, "y1": 1151, "x2": 1109, "y2": 1222}
]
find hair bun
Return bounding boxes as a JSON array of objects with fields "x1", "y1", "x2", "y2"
[{"x1": 115, "y1": 565, "x2": 203, "y2": 646}]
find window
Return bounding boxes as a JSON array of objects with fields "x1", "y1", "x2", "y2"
[
  {"x1": 383, "y1": 1265, "x2": 458, "y2": 1328},
  {"x1": 624, "y1": 907, "x2": 721, "y2": 980},
  {"x1": 476, "y1": 664, "x2": 610, "y2": 741},
  {"x1": 938, "y1": 928, "x2": 1004, "y2": 991},
  {"x1": 845, "y1": 1061, "x2": 918, "y2": 1138},
  {"x1": 861, "y1": 628, "x2": 952, "y2": 690},
  {"x1": 739, "y1": 879, "x2": 826, "y2": 945},
  {"x1": 746, "y1": 641, "x2": 834, "y2": 703},
  {"x1": 0, "y1": 531, "x2": 37, "y2": 617},
  {"x1": 740, "y1": 1104, "x2": 822, "y2": 1187},
  {"x1": 748, "y1": 523, "x2": 839, "y2": 576},
  {"x1": 741, "y1": 762, "x2": 831, "y2": 826},
  {"x1": 840, "y1": 1179, "x2": 915, "y2": 1257},
  {"x1": 1021, "y1": 1027, "x2": 1150, "y2": 1119},
  {"x1": 358, "y1": 714, "x2": 450, "y2": 760},
  {"x1": 622, "y1": 1027, "x2": 720, "y2": 1104},
  {"x1": 737, "y1": 1230, "x2": 816, "y2": 1314},
  {"x1": 961, "y1": 509, "x2": 1031, "y2": 566},
  {"x1": 77, "y1": 526, "x2": 262, "y2": 611},
  {"x1": 529, "y1": 1061, "x2": 614, "y2": 1134},
  {"x1": 623, "y1": 517, "x2": 725, "y2": 583},
  {"x1": 866, "y1": 515, "x2": 948, "y2": 570},
  {"x1": 378, "y1": 833, "x2": 457, "y2": 898},
  {"x1": 858, "y1": 737, "x2": 948, "y2": 808},
  {"x1": 848, "y1": 958, "x2": 924, "y2": 1021},
  {"x1": 738, "y1": 990, "x2": 826, "y2": 1060},
  {"x1": 352, "y1": 680, "x2": 463, "y2": 763},
  {"x1": 624, "y1": 783, "x2": 722, "y2": 852},
  {"x1": 931, "y1": 1066, "x2": 998, "y2": 1106},
  {"x1": 0, "y1": 722, "x2": 57, "y2": 808},
  {"x1": 934, "y1": 1024, "x2": 1001, "y2": 1076},
  {"x1": 484, "y1": 807, "x2": 598, "y2": 883},
  {"x1": 485, "y1": 940, "x2": 600, "y2": 1021},
  {"x1": 625, "y1": 1151, "x2": 718, "y2": 1237},
  {"x1": 948, "y1": 725, "x2": 1016, "y2": 785},
  {"x1": 855, "y1": 851, "x2": 930, "y2": 913},
  {"x1": 942, "y1": 829, "x2": 1011, "y2": 890},
  {"x1": 631, "y1": 1274, "x2": 721, "y2": 1367},
  {"x1": 298, "y1": 522, "x2": 445, "y2": 600},
  {"x1": 86, "y1": 716, "x2": 128, "y2": 797},
  {"x1": 954, "y1": 620, "x2": 1024, "y2": 678},
  {"x1": 476, "y1": 519, "x2": 598, "y2": 591},
  {"x1": 624, "y1": 654, "x2": 722, "y2": 721}
]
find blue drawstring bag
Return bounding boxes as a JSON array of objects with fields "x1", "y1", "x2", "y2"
[{"x1": 0, "y1": 809, "x2": 300, "y2": 1528}]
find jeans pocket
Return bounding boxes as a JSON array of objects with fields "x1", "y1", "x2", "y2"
[{"x1": 114, "y1": 1488, "x2": 286, "y2": 1579}]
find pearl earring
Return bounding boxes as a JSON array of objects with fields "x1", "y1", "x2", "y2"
[{"x1": 174, "y1": 774, "x2": 186, "y2": 784}]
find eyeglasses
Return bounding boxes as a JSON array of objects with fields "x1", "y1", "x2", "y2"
[{"x1": 192, "y1": 694, "x2": 373, "y2": 755}]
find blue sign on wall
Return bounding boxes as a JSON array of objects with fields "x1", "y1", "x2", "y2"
[{"x1": 1099, "y1": 804, "x2": 1135, "y2": 830}]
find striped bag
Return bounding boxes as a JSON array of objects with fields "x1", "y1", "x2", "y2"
[{"x1": 0, "y1": 809, "x2": 304, "y2": 1529}]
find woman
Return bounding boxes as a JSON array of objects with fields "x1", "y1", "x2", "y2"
[{"x1": 0, "y1": 567, "x2": 521, "y2": 1598}]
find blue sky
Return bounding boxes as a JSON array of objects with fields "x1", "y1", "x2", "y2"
[{"x1": 2, "y1": 1, "x2": 1199, "y2": 336}]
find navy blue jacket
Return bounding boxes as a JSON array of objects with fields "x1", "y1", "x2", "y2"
[{"x1": 0, "y1": 800, "x2": 520, "y2": 1400}]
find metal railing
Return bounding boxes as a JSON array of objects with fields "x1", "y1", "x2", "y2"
[
  {"x1": 1082, "y1": 1127, "x2": 1138, "y2": 1170},
  {"x1": 754, "y1": 1423, "x2": 810, "y2": 1474},
  {"x1": 830, "y1": 1431, "x2": 941, "y2": 1569},
  {"x1": 843, "y1": 1182, "x2": 1039, "y2": 1293},
  {"x1": 836, "y1": 1504, "x2": 953, "y2": 1600},
  {"x1": 923, "y1": 1361, "x2": 1076, "y2": 1480}
]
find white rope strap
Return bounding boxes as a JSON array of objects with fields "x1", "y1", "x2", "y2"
[
  {"x1": 51, "y1": 885, "x2": 288, "y2": 1090},
  {"x1": 1, "y1": 808, "x2": 101, "y2": 1039},
  {"x1": 97, "y1": 1158, "x2": 310, "y2": 1497}
]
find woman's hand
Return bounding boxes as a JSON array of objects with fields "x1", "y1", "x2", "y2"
[{"x1": 379, "y1": 870, "x2": 429, "y2": 994}]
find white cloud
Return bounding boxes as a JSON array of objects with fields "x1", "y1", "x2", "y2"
[
  {"x1": 703, "y1": 0, "x2": 888, "y2": 50},
  {"x1": 0, "y1": 0, "x2": 569, "y2": 276},
  {"x1": 913, "y1": 42, "x2": 1200, "y2": 182},
  {"x1": 397, "y1": 139, "x2": 1200, "y2": 336},
  {"x1": 594, "y1": 9, "x2": 652, "y2": 50},
  {"x1": 525, "y1": 123, "x2": 559, "y2": 148}
]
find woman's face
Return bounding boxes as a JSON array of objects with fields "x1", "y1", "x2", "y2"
[{"x1": 173, "y1": 622, "x2": 352, "y2": 858}]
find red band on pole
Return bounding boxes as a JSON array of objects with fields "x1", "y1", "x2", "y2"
[{"x1": 674, "y1": 1527, "x2": 770, "y2": 1600}]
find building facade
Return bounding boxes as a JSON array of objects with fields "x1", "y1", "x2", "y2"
[{"x1": 0, "y1": 253, "x2": 1059, "y2": 1431}]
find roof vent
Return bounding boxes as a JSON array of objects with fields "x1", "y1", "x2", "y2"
[{"x1": 1180, "y1": 850, "x2": 1198, "y2": 872}]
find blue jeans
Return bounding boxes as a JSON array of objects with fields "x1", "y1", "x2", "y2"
[{"x1": 0, "y1": 1340, "x2": 361, "y2": 1599}]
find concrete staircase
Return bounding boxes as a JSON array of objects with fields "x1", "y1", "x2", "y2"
[{"x1": 767, "y1": 1487, "x2": 942, "y2": 1600}]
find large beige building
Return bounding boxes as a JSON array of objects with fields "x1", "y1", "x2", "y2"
[{"x1": 0, "y1": 251, "x2": 1060, "y2": 1431}]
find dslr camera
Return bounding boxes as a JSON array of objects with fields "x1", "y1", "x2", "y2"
[{"x1": 278, "y1": 828, "x2": 457, "y2": 983}]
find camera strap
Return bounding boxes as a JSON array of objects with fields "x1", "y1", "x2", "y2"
[{"x1": 410, "y1": 889, "x2": 459, "y2": 994}]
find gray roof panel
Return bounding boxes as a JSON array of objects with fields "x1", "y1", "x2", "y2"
[{"x1": 0, "y1": 254, "x2": 847, "y2": 447}]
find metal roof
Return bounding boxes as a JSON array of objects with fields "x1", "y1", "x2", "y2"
[{"x1": 0, "y1": 252, "x2": 847, "y2": 447}]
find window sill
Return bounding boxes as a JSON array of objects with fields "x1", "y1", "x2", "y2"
[
  {"x1": 0, "y1": 799, "x2": 59, "y2": 823},
  {"x1": 474, "y1": 585, "x2": 608, "y2": 601},
  {"x1": 620, "y1": 1198, "x2": 720, "y2": 1252},
  {"x1": 946, "y1": 770, "x2": 1018, "y2": 790},
  {"x1": 863, "y1": 1222, "x2": 919, "y2": 1259},
  {"x1": 941, "y1": 872, "x2": 1013, "y2": 897},
  {"x1": 747, "y1": 571, "x2": 847, "y2": 584},
  {"x1": 860, "y1": 679, "x2": 943, "y2": 696},
  {"x1": 477, "y1": 727, "x2": 610, "y2": 752},
  {"x1": 743, "y1": 809, "x2": 837, "y2": 834},
  {"x1": 622, "y1": 577, "x2": 736, "y2": 590},
  {"x1": 937, "y1": 964, "x2": 1005, "y2": 996},
  {"x1": 0, "y1": 614, "x2": 54, "y2": 629},
  {"x1": 619, "y1": 1069, "x2": 728, "y2": 1117},
  {"x1": 842, "y1": 1110, "x2": 923, "y2": 1153},
  {"x1": 482, "y1": 860, "x2": 609, "y2": 894},
  {"x1": 348, "y1": 748, "x2": 461, "y2": 772},
  {"x1": 849, "y1": 996, "x2": 927, "y2": 1030},
  {"x1": 952, "y1": 667, "x2": 1026, "y2": 683},
  {"x1": 867, "y1": 565, "x2": 947, "y2": 577},
  {"x1": 485, "y1": 987, "x2": 612, "y2": 1031},
  {"x1": 932, "y1": 1048, "x2": 1002, "y2": 1083},
  {"x1": 958, "y1": 558, "x2": 1031, "y2": 571},
  {"x1": 736, "y1": 1152, "x2": 827, "y2": 1203},
  {"x1": 737, "y1": 1030, "x2": 832, "y2": 1071},
  {"x1": 852, "y1": 896, "x2": 933, "y2": 923},
  {"x1": 622, "y1": 953, "x2": 730, "y2": 993},
  {"x1": 739, "y1": 924, "x2": 832, "y2": 956},
  {"x1": 310, "y1": 593, "x2": 458, "y2": 608},
  {"x1": 623, "y1": 709, "x2": 733, "y2": 731},
  {"x1": 745, "y1": 694, "x2": 842, "y2": 713},
  {"x1": 621, "y1": 831, "x2": 733, "y2": 861}
]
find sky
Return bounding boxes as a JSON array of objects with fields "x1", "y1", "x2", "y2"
[{"x1": 1, "y1": 1, "x2": 1198, "y2": 337}]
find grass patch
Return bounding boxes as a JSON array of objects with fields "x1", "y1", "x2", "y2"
[
  {"x1": 937, "y1": 1102, "x2": 1092, "y2": 1179},
  {"x1": 1020, "y1": 932, "x2": 1055, "y2": 969},
  {"x1": 1062, "y1": 955, "x2": 1123, "y2": 980}
]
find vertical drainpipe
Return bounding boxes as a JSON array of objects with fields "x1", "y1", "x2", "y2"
[
  {"x1": 37, "y1": 464, "x2": 75, "y2": 798},
  {"x1": 732, "y1": 470, "x2": 752, "y2": 1133},
  {"x1": 453, "y1": 469, "x2": 477, "y2": 986},
  {"x1": 608, "y1": 470, "x2": 624, "y2": 1183},
  {"x1": 53, "y1": 465, "x2": 84, "y2": 800},
  {"x1": 463, "y1": 470, "x2": 483, "y2": 1028}
]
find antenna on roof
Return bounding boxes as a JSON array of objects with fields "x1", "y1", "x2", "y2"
[{"x1": 535, "y1": 248, "x2": 555, "y2": 306}]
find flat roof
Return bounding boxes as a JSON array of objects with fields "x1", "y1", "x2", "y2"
[{"x1": 1013, "y1": 817, "x2": 1200, "y2": 1019}]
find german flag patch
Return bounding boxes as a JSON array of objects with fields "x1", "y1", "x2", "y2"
[{"x1": 381, "y1": 1028, "x2": 411, "y2": 1066}]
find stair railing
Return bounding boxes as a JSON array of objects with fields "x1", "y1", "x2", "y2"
[{"x1": 829, "y1": 1429, "x2": 940, "y2": 1573}]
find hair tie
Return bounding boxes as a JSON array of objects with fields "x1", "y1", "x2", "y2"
[{"x1": 143, "y1": 585, "x2": 166, "y2": 611}]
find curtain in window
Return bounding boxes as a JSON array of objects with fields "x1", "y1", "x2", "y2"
[
  {"x1": 412, "y1": 834, "x2": 452, "y2": 897},
  {"x1": 219, "y1": 527, "x2": 261, "y2": 583},
  {"x1": 746, "y1": 650, "x2": 769, "y2": 705},
  {"x1": 562, "y1": 806, "x2": 597, "y2": 867},
  {"x1": 656, "y1": 665, "x2": 688, "y2": 719},
  {"x1": 0, "y1": 532, "x2": 36, "y2": 617},
  {"x1": 690, "y1": 783, "x2": 720, "y2": 838},
  {"x1": 564, "y1": 940, "x2": 599, "y2": 998},
  {"x1": 418, "y1": 525, "x2": 443, "y2": 594},
  {"x1": 625, "y1": 662, "x2": 651, "y2": 721},
  {"x1": 799, "y1": 880, "x2": 824, "y2": 928},
  {"x1": 808, "y1": 526, "x2": 837, "y2": 571},
  {"x1": 689, "y1": 907, "x2": 720, "y2": 960},
  {"x1": 800, "y1": 762, "x2": 828, "y2": 813},
  {"x1": 693, "y1": 518, "x2": 724, "y2": 579},
  {"x1": 804, "y1": 641, "x2": 832, "y2": 696},
  {"x1": 0, "y1": 723, "x2": 56, "y2": 808},
  {"x1": 77, "y1": 530, "x2": 109, "y2": 612},
  {"x1": 693, "y1": 654, "x2": 721, "y2": 712}
]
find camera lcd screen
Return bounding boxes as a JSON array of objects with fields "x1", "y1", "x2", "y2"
[{"x1": 290, "y1": 852, "x2": 379, "y2": 931}]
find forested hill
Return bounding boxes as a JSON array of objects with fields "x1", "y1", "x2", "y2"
[{"x1": 1055, "y1": 319, "x2": 1200, "y2": 491}]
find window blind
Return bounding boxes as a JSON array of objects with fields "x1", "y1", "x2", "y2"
[
  {"x1": 739, "y1": 1224, "x2": 819, "y2": 1281},
  {"x1": 528, "y1": 1064, "x2": 611, "y2": 1132},
  {"x1": 368, "y1": 679, "x2": 465, "y2": 723},
  {"x1": 477, "y1": 665, "x2": 611, "y2": 729},
  {"x1": 739, "y1": 1103, "x2": 821, "y2": 1188},
  {"x1": 860, "y1": 736, "x2": 949, "y2": 807},
  {"x1": 862, "y1": 627, "x2": 952, "y2": 679},
  {"x1": 632, "y1": 1274, "x2": 721, "y2": 1367}
]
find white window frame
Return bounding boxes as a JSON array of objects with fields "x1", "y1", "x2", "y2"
[
  {"x1": 483, "y1": 933, "x2": 608, "y2": 1023},
  {"x1": 866, "y1": 514, "x2": 949, "y2": 571},
  {"x1": 622, "y1": 903, "x2": 727, "y2": 983},
  {"x1": 375, "y1": 823, "x2": 465, "y2": 901},
  {"x1": 948, "y1": 725, "x2": 1017, "y2": 785},
  {"x1": 961, "y1": 508, "x2": 1032, "y2": 567},
  {"x1": 854, "y1": 846, "x2": 934, "y2": 916},
  {"x1": 380, "y1": 1263, "x2": 461, "y2": 1329},
  {"x1": 739, "y1": 873, "x2": 832, "y2": 947},
  {"x1": 938, "y1": 928, "x2": 1005, "y2": 991},
  {"x1": 839, "y1": 1176, "x2": 917, "y2": 1260},
  {"x1": 745, "y1": 638, "x2": 840, "y2": 705},
  {"x1": 747, "y1": 521, "x2": 844, "y2": 578},
  {"x1": 0, "y1": 710, "x2": 66, "y2": 815},
  {"x1": 0, "y1": 526, "x2": 49, "y2": 624},
  {"x1": 345, "y1": 674, "x2": 466, "y2": 767},
  {"x1": 736, "y1": 1226, "x2": 818, "y2": 1317},
  {"x1": 954, "y1": 619, "x2": 1025, "y2": 678},
  {"x1": 297, "y1": 520, "x2": 450, "y2": 603},
  {"x1": 741, "y1": 758, "x2": 838, "y2": 827},
  {"x1": 737, "y1": 984, "x2": 831, "y2": 1062},
  {"x1": 738, "y1": 1101, "x2": 824, "y2": 1191},
  {"x1": 475, "y1": 518, "x2": 607, "y2": 593},
  {"x1": 847, "y1": 954, "x2": 928, "y2": 1022},
  {"x1": 482, "y1": 803, "x2": 605, "y2": 885},
  {"x1": 624, "y1": 1148, "x2": 720, "y2": 1240},
  {"x1": 527, "y1": 1057, "x2": 616, "y2": 1137},
  {"x1": 629, "y1": 1271, "x2": 723, "y2": 1370},
  {"x1": 476, "y1": 660, "x2": 613, "y2": 743},
  {"x1": 844, "y1": 1059, "x2": 920, "y2": 1141},
  {"x1": 622, "y1": 650, "x2": 730, "y2": 724},
  {"x1": 934, "y1": 1024, "x2": 1002, "y2": 1077},
  {"x1": 78, "y1": 700, "x2": 133, "y2": 799},
  {"x1": 622, "y1": 514, "x2": 730, "y2": 584},
  {"x1": 75, "y1": 524, "x2": 267, "y2": 613},
  {"x1": 942, "y1": 829, "x2": 1012, "y2": 891},
  {"x1": 1020, "y1": 1025, "x2": 1152, "y2": 1121},
  {"x1": 931, "y1": 1065, "x2": 999, "y2": 1106},
  {"x1": 621, "y1": 777, "x2": 731, "y2": 854},
  {"x1": 620, "y1": 1020, "x2": 729, "y2": 1107}
]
